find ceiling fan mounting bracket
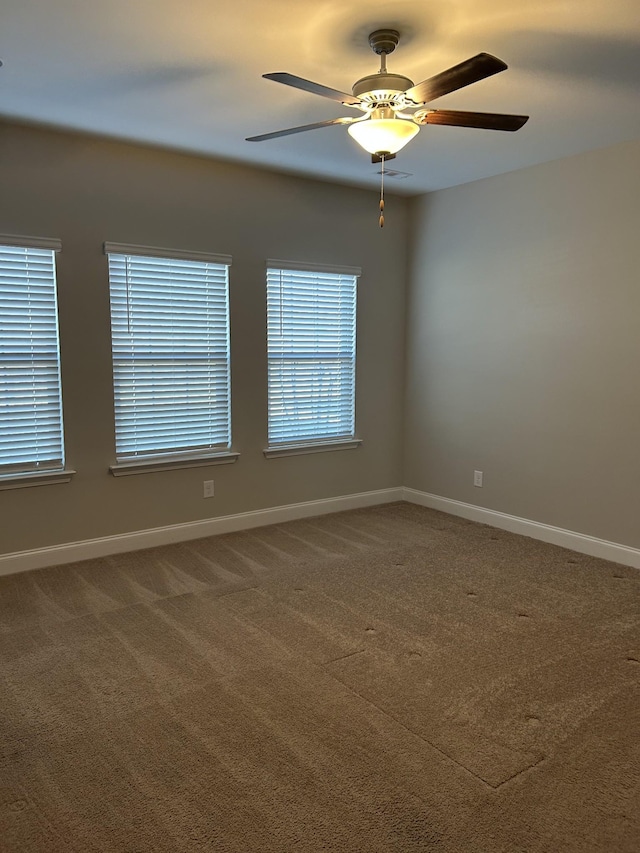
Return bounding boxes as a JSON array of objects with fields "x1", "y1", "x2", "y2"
[{"x1": 368, "y1": 29, "x2": 400, "y2": 56}]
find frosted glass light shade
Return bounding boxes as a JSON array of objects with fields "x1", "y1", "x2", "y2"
[{"x1": 348, "y1": 118, "x2": 419, "y2": 155}]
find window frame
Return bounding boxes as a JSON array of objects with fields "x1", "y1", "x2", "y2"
[
  {"x1": 0, "y1": 234, "x2": 74, "y2": 490},
  {"x1": 264, "y1": 259, "x2": 362, "y2": 458},
  {"x1": 104, "y1": 242, "x2": 237, "y2": 476}
]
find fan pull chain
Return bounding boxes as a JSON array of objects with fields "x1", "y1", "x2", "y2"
[{"x1": 379, "y1": 154, "x2": 385, "y2": 228}]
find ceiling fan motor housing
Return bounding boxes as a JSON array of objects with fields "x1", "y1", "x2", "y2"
[{"x1": 352, "y1": 72, "x2": 414, "y2": 101}]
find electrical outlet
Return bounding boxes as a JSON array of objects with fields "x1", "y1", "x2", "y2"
[
  {"x1": 474, "y1": 470, "x2": 483, "y2": 487},
  {"x1": 203, "y1": 480, "x2": 215, "y2": 498}
]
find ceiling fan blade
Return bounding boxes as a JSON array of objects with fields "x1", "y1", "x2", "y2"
[
  {"x1": 263, "y1": 73, "x2": 362, "y2": 107},
  {"x1": 246, "y1": 117, "x2": 360, "y2": 142},
  {"x1": 417, "y1": 109, "x2": 529, "y2": 131},
  {"x1": 404, "y1": 53, "x2": 508, "y2": 105}
]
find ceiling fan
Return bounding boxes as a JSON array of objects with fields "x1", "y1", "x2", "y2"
[{"x1": 246, "y1": 28, "x2": 529, "y2": 162}]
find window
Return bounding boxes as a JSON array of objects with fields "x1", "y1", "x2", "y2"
[
  {"x1": 266, "y1": 260, "x2": 360, "y2": 455},
  {"x1": 105, "y1": 243, "x2": 234, "y2": 473},
  {"x1": 0, "y1": 236, "x2": 69, "y2": 485}
]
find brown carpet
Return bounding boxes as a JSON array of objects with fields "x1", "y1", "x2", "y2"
[{"x1": 1, "y1": 502, "x2": 638, "y2": 852}]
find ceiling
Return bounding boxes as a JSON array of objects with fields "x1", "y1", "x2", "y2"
[{"x1": 1, "y1": 0, "x2": 639, "y2": 194}]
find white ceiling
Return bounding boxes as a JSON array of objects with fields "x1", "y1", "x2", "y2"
[{"x1": 1, "y1": 0, "x2": 639, "y2": 194}]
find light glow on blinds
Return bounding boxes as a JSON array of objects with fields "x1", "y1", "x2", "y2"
[
  {"x1": 107, "y1": 250, "x2": 231, "y2": 460},
  {"x1": 267, "y1": 265, "x2": 358, "y2": 446},
  {"x1": 0, "y1": 241, "x2": 65, "y2": 474}
]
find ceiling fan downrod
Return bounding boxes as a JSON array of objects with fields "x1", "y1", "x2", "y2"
[{"x1": 368, "y1": 28, "x2": 400, "y2": 63}]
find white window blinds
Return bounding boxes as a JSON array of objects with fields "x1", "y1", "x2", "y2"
[
  {"x1": 0, "y1": 238, "x2": 65, "y2": 474},
  {"x1": 267, "y1": 262, "x2": 358, "y2": 446},
  {"x1": 106, "y1": 244, "x2": 232, "y2": 461}
]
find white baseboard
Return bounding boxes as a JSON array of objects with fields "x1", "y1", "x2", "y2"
[
  {"x1": 0, "y1": 487, "x2": 404, "y2": 577},
  {"x1": 4, "y1": 485, "x2": 639, "y2": 577},
  {"x1": 403, "y1": 488, "x2": 640, "y2": 570}
]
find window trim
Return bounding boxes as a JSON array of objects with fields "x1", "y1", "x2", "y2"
[
  {"x1": 0, "y1": 468, "x2": 75, "y2": 491},
  {"x1": 110, "y1": 450, "x2": 238, "y2": 477},
  {"x1": 104, "y1": 242, "x2": 231, "y2": 267},
  {"x1": 266, "y1": 259, "x2": 362, "y2": 277},
  {"x1": 0, "y1": 234, "x2": 62, "y2": 252},
  {"x1": 263, "y1": 438, "x2": 361, "y2": 459}
]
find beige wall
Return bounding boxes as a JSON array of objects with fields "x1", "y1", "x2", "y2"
[
  {"x1": 404, "y1": 139, "x2": 640, "y2": 549},
  {"x1": 0, "y1": 122, "x2": 408, "y2": 554}
]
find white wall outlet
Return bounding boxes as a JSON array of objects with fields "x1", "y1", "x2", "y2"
[
  {"x1": 203, "y1": 480, "x2": 215, "y2": 498},
  {"x1": 473, "y1": 470, "x2": 483, "y2": 487}
]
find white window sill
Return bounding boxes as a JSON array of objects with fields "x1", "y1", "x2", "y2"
[
  {"x1": 0, "y1": 468, "x2": 76, "y2": 491},
  {"x1": 110, "y1": 450, "x2": 239, "y2": 477},
  {"x1": 263, "y1": 439, "x2": 362, "y2": 459}
]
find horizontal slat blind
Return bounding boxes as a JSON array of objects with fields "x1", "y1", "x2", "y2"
[
  {"x1": 0, "y1": 242, "x2": 65, "y2": 473},
  {"x1": 107, "y1": 251, "x2": 231, "y2": 460},
  {"x1": 267, "y1": 266, "x2": 357, "y2": 446}
]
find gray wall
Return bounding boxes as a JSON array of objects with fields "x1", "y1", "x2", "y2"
[
  {"x1": 404, "y1": 139, "x2": 640, "y2": 549},
  {"x1": 0, "y1": 122, "x2": 408, "y2": 554},
  {"x1": 3, "y1": 121, "x2": 638, "y2": 558}
]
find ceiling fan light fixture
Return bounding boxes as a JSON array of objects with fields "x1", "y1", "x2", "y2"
[{"x1": 348, "y1": 115, "x2": 419, "y2": 156}]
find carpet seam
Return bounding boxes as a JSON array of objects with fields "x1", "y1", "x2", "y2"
[{"x1": 319, "y1": 665, "x2": 498, "y2": 790}]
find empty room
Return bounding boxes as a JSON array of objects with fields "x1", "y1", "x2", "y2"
[{"x1": 0, "y1": 1, "x2": 638, "y2": 851}]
